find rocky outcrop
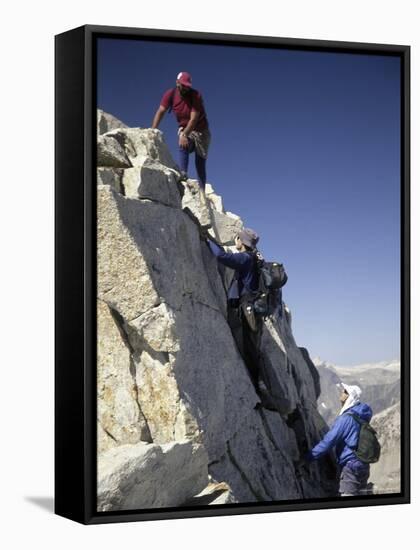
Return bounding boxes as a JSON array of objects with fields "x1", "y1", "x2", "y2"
[
  {"x1": 96, "y1": 110, "x2": 338, "y2": 510},
  {"x1": 97, "y1": 135, "x2": 133, "y2": 168},
  {"x1": 98, "y1": 440, "x2": 209, "y2": 511},
  {"x1": 370, "y1": 403, "x2": 401, "y2": 494},
  {"x1": 97, "y1": 108, "x2": 128, "y2": 135}
]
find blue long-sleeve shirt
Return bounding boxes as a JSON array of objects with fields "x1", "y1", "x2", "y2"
[
  {"x1": 207, "y1": 239, "x2": 259, "y2": 300},
  {"x1": 307, "y1": 403, "x2": 373, "y2": 467}
]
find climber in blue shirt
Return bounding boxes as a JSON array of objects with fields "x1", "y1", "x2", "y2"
[
  {"x1": 306, "y1": 383, "x2": 373, "y2": 496},
  {"x1": 206, "y1": 228, "x2": 261, "y2": 387},
  {"x1": 206, "y1": 230, "x2": 259, "y2": 302}
]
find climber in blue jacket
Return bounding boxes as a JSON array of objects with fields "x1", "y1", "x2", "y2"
[
  {"x1": 206, "y1": 229, "x2": 259, "y2": 301},
  {"x1": 206, "y1": 228, "x2": 261, "y2": 387},
  {"x1": 305, "y1": 383, "x2": 372, "y2": 496}
]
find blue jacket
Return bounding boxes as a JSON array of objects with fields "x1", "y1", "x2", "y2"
[
  {"x1": 307, "y1": 403, "x2": 373, "y2": 467},
  {"x1": 207, "y1": 239, "x2": 259, "y2": 300}
]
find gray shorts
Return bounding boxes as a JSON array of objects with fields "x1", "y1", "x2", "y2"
[{"x1": 339, "y1": 460, "x2": 370, "y2": 496}]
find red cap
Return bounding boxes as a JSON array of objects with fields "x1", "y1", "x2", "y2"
[{"x1": 176, "y1": 71, "x2": 192, "y2": 88}]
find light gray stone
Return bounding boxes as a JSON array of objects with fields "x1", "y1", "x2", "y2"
[
  {"x1": 133, "y1": 348, "x2": 201, "y2": 445},
  {"x1": 184, "y1": 480, "x2": 237, "y2": 506},
  {"x1": 258, "y1": 319, "x2": 298, "y2": 415},
  {"x1": 97, "y1": 109, "x2": 128, "y2": 135},
  {"x1": 97, "y1": 300, "x2": 151, "y2": 453},
  {"x1": 205, "y1": 183, "x2": 225, "y2": 213},
  {"x1": 122, "y1": 159, "x2": 182, "y2": 208},
  {"x1": 180, "y1": 179, "x2": 212, "y2": 228},
  {"x1": 97, "y1": 167, "x2": 123, "y2": 193},
  {"x1": 97, "y1": 186, "x2": 161, "y2": 322},
  {"x1": 98, "y1": 185, "x2": 226, "y2": 317},
  {"x1": 97, "y1": 186, "x2": 257, "y2": 460},
  {"x1": 161, "y1": 299, "x2": 259, "y2": 460},
  {"x1": 225, "y1": 211, "x2": 241, "y2": 221},
  {"x1": 128, "y1": 303, "x2": 180, "y2": 353},
  {"x1": 208, "y1": 210, "x2": 243, "y2": 245},
  {"x1": 210, "y1": 410, "x2": 302, "y2": 502},
  {"x1": 268, "y1": 314, "x2": 322, "y2": 406},
  {"x1": 97, "y1": 440, "x2": 209, "y2": 511},
  {"x1": 97, "y1": 135, "x2": 132, "y2": 168},
  {"x1": 126, "y1": 297, "x2": 260, "y2": 459},
  {"x1": 106, "y1": 127, "x2": 177, "y2": 170}
]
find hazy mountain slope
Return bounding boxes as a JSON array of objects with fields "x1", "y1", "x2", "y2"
[
  {"x1": 370, "y1": 403, "x2": 401, "y2": 494},
  {"x1": 314, "y1": 358, "x2": 400, "y2": 425}
]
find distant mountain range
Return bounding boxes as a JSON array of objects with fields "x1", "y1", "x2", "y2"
[
  {"x1": 313, "y1": 357, "x2": 401, "y2": 494},
  {"x1": 313, "y1": 358, "x2": 400, "y2": 425}
]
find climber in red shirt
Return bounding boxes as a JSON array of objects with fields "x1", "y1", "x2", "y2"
[{"x1": 151, "y1": 71, "x2": 211, "y2": 190}]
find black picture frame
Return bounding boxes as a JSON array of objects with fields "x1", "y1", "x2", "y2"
[{"x1": 55, "y1": 24, "x2": 410, "y2": 525}]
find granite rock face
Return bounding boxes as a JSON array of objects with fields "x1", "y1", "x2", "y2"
[
  {"x1": 97, "y1": 300, "x2": 152, "y2": 453},
  {"x1": 96, "y1": 110, "x2": 338, "y2": 510}
]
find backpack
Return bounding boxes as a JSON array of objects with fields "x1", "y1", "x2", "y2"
[
  {"x1": 252, "y1": 253, "x2": 288, "y2": 317},
  {"x1": 347, "y1": 413, "x2": 381, "y2": 464},
  {"x1": 260, "y1": 261, "x2": 288, "y2": 290}
]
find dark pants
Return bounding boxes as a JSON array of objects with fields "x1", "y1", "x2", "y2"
[
  {"x1": 227, "y1": 304, "x2": 262, "y2": 387},
  {"x1": 339, "y1": 459, "x2": 370, "y2": 496},
  {"x1": 179, "y1": 139, "x2": 206, "y2": 189}
]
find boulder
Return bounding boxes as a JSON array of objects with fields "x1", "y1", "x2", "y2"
[
  {"x1": 180, "y1": 179, "x2": 212, "y2": 228},
  {"x1": 97, "y1": 109, "x2": 128, "y2": 135},
  {"x1": 208, "y1": 210, "x2": 243, "y2": 245},
  {"x1": 97, "y1": 167, "x2": 123, "y2": 193},
  {"x1": 106, "y1": 127, "x2": 178, "y2": 170},
  {"x1": 97, "y1": 440, "x2": 209, "y2": 511},
  {"x1": 205, "y1": 183, "x2": 224, "y2": 213},
  {"x1": 97, "y1": 135, "x2": 132, "y2": 168},
  {"x1": 122, "y1": 159, "x2": 181, "y2": 208}
]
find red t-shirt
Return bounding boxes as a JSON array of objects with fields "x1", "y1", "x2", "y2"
[{"x1": 160, "y1": 88, "x2": 209, "y2": 131}]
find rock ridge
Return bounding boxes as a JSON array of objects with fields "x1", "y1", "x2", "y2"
[{"x1": 96, "y1": 110, "x2": 338, "y2": 510}]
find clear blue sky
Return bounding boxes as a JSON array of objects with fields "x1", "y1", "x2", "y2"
[{"x1": 97, "y1": 37, "x2": 401, "y2": 366}]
